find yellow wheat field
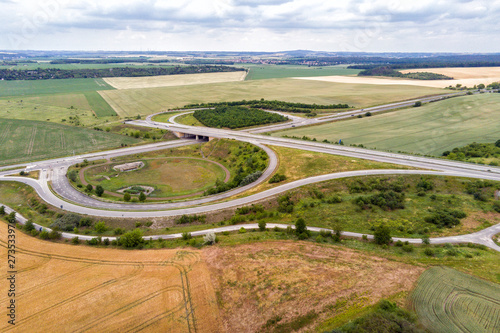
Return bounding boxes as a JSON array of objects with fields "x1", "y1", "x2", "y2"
[
  {"x1": 103, "y1": 71, "x2": 247, "y2": 90},
  {"x1": 0, "y1": 226, "x2": 221, "y2": 333}
]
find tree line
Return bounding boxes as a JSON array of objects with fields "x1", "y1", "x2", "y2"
[
  {"x1": 193, "y1": 105, "x2": 287, "y2": 129},
  {"x1": 0, "y1": 65, "x2": 245, "y2": 80},
  {"x1": 358, "y1": 66, "x2": 452, "y2": 80},
  {"x1": 186, "y1": 99, "x2": 351, "y2": 114}
]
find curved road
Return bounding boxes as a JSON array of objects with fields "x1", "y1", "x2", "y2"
[
  {"x1": 1, "y1": 93, "x2": 500, "y2": 251},
  {"x1": 3, "y1": 203, "x2": 499, "y2": 252}
]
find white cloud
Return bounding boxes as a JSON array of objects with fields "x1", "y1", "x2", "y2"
[{"x1": 0, "y1": 0, "x2": 499, "y2": 51}]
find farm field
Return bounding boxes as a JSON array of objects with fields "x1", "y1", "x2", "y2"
[
  {"x1": 411, "y1": 266, "x2": 500, "y2": 333},
  {"x1": 0, "y1": 92, "x2": 117, "y2": 125},
  {"x1": 0, "y1": 225, "x2": 222, "y2": 332},
  {"x1": 275, "y1": 93, "x2": 500, "y2": 156},
  {"x1": 2, "y1": 62, "x2": 177, "y2": 70},
  {"x1": 83, "y1": 91, "x2": 117, "y2": 117},
  {"x1": 204, "y1": 241, "x2": 424, "y2": 332},
  {"x1": 84, "y1": 158, "x2": 227, "y2": 198},
  {"x1": 0, "y1": 118, "x2": 139, "y2": 166},
  {"x1": 242, "y1": 64, "x2": 361, "y2": 80},
  {"x1": 0, "y1": 78, "x2": 113, "y2": 97},
  {"x1": 99, "y1": 78, "x2": 442, "y2": 118},
  {"x1": 103, "y1": 71, "x2": 247, "y2": 89},
  {"x1": 401, "y1": 66, "x2": 500, "y2": 87}
]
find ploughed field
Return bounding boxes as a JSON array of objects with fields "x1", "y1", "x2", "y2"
[{"x1": 411, "y1": 266, "x2": 500, "y2": 333}]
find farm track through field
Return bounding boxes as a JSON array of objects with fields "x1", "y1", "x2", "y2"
[
  {"x1": 0, "y1": 237, "x2": 199, "y2": 332},
  {"x1": 24, "y1": 126, "x2": 37, "y2": 156},
  {"x1": 60, "y1": 131, "x2": 65, "y2": 150},
  {"x1": 76, "y1": 286, "x2": 185, "y2": 333},
  {"x1": 0, "y1": 123, "x2": 11, "y2": 146}
]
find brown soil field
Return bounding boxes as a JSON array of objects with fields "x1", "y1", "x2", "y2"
[
  {"x1": 0, "y1": 225, "x2": 222, "y2": 333},
  {"x1": 103, "y1": 71, "x2": 247, "y2": 90},
  {"x1": 204, "y1": 241, "x2": 424, "y2": 333}
]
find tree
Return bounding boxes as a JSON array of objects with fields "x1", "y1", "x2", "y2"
[
  {"x1": 86, "y1": 184, "x2": 93, "y2": 192},
  {"x1": 0, "y1": 205, "x2": 5, "y2": 215},
  {"x1": 123, "y1": 193, "x2": 131, "y2": 202},
  {"x1": 413, "y1": 101, "x2": 422, "y2": 107},
  {"x1": 68, "y1": 170, "x2": 78, "y2": 182},
  {"x1": 95, "y1": 185, "x2": 104, "y2": 197},
  {"x1": 374, "y1": 225, "x2": 392, "y2": 245},
  {"x1": 139, "y1": 191, "x2": 146, "y2": 202},
  {"x1": 295, "y1": 218, "x2": 307, "y2": 236},
  {"x1": 6, "y1": 212, "x2": 16, "y2": 223},
  {"x1": 120, "y1": 229, "x2": 144, "y2": 248},
  {"x1": 495, "y1": 139, "x2": 500, "y2": 148},
  {"x1": 258, "y1": 220, "x2": 266, "y2": 231},
  {"x1": 477, "y1": 83, "x2": 485, "y2": 89}
]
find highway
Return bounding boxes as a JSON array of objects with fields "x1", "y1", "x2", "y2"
[{"x1": 1, "y1": 93, "x2": 500, "y2": 250}]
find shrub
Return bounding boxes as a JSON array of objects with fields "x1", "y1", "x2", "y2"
[
  {"x1": 51, "y1": 213, "x2": 82, "y2": 231},
  {"x1": 425, "y1": 208, "x2": 466, "y2": 228},
  {"x1": 493, "y1": 201, "x2": 500, "y2": 213},
  {"x1": 278, "y1": 194, "x2": 294, "y2": 213},
  {"x1": 326, "y1": 195, "x2": 342, "y2": 204},
  {"x1": 68, "y1": 170, "x2": 78, "y2": 182},
  {"x1": 0, "y1": 205, "x2": 5, "y2": 215},
  {"x1": 203, "y1": 232, "x2": 217, "y2": 245},
  {"x1": 258, "y1": 220, "x2": 266, "y2": 231},
  {"x1": 24, "y1": 220, "x2": 35, "y2": 232},
  {"x1": 39, "y1": 230, "x2": 50, "y2": 240},
  {"x1": 182, "y1": 232, "x2": 192, "y2": 240},
  {"x1": 49, "y1": 229, "x2": 62, "y2": 240},
  {"x1": 71, "y1": 237, "x2": 80, "y2": 245},
  {"x1": 295, "y1": 218, "x2": 307, "y2": 236},
  {"x1": 239, "y1": 171, "x2": 263, "y2": 187},
  {"x1": 414, "y1": 101, "x2": 422, "y2": 107},
  {"x1": 423, "y1": 248, "x2": 435, "y2": 257},
  {"x1": 395, "y1": 240, "x2": 404, "y2": 247},
  {"x1": 422, "y1": 235, "x2": 430, "y2": 245},
  {"x1": 402, "y1": 244, "x2": 414, "y2": 252},
  {"x1": 374, "y1": 225, "x2": 392, "y2": 245},
  {"x1": 298, "y1": 232, "x2": 309, "y2": 240},
  {"x1": 120, "y1": 229, "x2": 144, "y2": 248},
  {"x1": 86, "y1": 184, "x2": 93, "y2": 192},
  {"x1": 139, "y1": 192, "x2": 146, "y2": 202},
  {"x1": 95, "y1": 185, "x2": 104, "y2": 197},
  {"x1": 123, "y1": 193, "x2": 131, "y2": 202},
  {"x1": 94, "y1": 221, "x2": 107, "y2": 234},
  {"x1": 269, "y1": 173, "x2": 287, "y2": 184}
]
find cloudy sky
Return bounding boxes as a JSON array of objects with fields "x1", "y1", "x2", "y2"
[{"x1": 1, "y1": 0, "x2": 499, "y2": 52}]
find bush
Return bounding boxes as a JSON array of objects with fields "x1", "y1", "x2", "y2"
[
  {"x1": 374, "y1": 225, "x2": 392, "y2": 245},
  {"x1": 123, "y1": 193, "x2": 131, "y2": 202},
  {"x1": 120, "y1": 229, "x2": 144, "y2": 248},
  {"x1": 94, "y1": 221, "x2": 107, "y2": 234},
  {"x1": 68, "y1": 170, "x2": 78, "y2": 182},
  {"x1": 258, "y1": 220, "x2": 266, "y2": 231},
  {"x1": 71, "y1": 237, "x2": 80, "y2": 245},
  {"x1": 239, "y1": 171, "x2": 262, "y2": 187},
  {"x1": 354, "y1": 191, "x2": 405, "y2": 211},
  {"x1": 402, "y1": 244, "x2": 414, "y2": 252},
  {"x1": 493, "y1": 201, "x2": 500, "y2": 213},
  {"x1": 139, "y1": 192, "x2": 146, "y2": 202},
  {"x1": 24, "y1": 220, "x2": 35, "y2": 232},
  {"x1": 39, "y1": 230, "x2": 50, "y2": 240},
  {"x1": 203, "y1": 232, "x2": 217, "y2": 245},
  {"x1": 425, "y1": 208, "x2": 466, "y2": 228},
  {"x1": 295, "y1": 218, "x2": 307, "y2": 236},
  {"x1": 238, "y1": 227, "x2": 247, "y2": 234},
  {"x1": 0, "y1": 205, "x2": 5, "y2": 215},
  {"x1": 278, "y1": 194, "x2": 294, "y2": 213},
  {"x1": 269, "y1": 173, "x2": 287, "y2": 184},
  {"x1": 423, "y1": 248, "x2": 435, "y2": 257},
  {"x1": 297, "y1": 232, "x2": 309, "y2": 240},
  {"x1": 95, "y1": 185, "x2": 104, "y2": 197},
  {"x1": 86, "y1": 184, "x2": 93, "y2": 192},
  {"x1": 414, "y1": 101, "x2": 422, "y2": 107},
  {"x1": 182, "y1": 232, "x2": 192, "y2": 240},
  {"x1": 50, "y1": 213, "x2": 82, "y2": 231},
  {"x1": 422, "y1": 235, "x2": 430, "y2": 245},
  {"x1": 326, "y1": 195, "x2": 342, "y2": 204}
]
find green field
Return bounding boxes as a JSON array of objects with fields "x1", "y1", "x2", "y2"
[
  {"x1": 84, "y1": 91, "x2": 117, "y2": 117},
  {"x1": 100, "y1": 78, "x2": 442, "y2": 118},
  {"x1": 275, "y1": 93, "x2": 500, "y2": 156},
  {"x1": 243, "y1": 64, "x2": 361, "y2": 80},
  {"x1": 0, "y1": 78, "x2": 114, "y2": 97},
  {"x1": 0, "y1": 118, "x2": 139, "y2": 165},
  {"x1": 411, "y1": 267, "x2": 500, "y2": 333},
  {"x1": 85, "y1": 158, "x2": 226, "y2": 197}
]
